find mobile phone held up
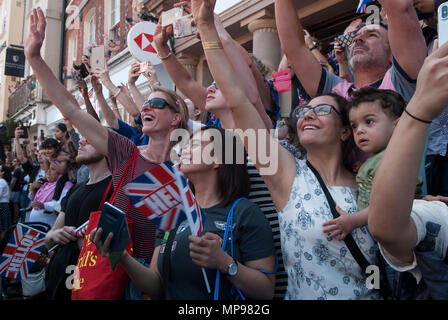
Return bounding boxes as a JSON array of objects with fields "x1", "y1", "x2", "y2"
[
  {"x1": 161, "y1": 7, "x2": 184, "y2": 27},
  {"x1": 173, "y1": 14, "x2": 197, "y2": 39},
  {"x1": 439, "y1": 3, "x2": 448, "y2": 47}
]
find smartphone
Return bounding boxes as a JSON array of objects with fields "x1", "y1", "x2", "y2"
[
  {"x1": 438, "y1": 2, "x2": 448, "y2": 47},
  {"x1": 97, "y1": 202, "x2": 126, "y2": 249},
  {"x1": 161, "y1": 7, "x2": 184, "y2": 27},
  {"x1": 337, "y1": 32, "x2": 356, "y2": 48},
  {"x1": 173, "y1": 14, "x2": 197, "y2": 39},
  {"x1": 139, "y1": 61, "x2": 150, "y2": 74},
  {"x1": 273, "y1": 68, "x2": 292, "y2": 93},
  {"x1": 90, "y1": 46, "x2": 106, "y2": 71},
  {"x1": 18, "y1": 122, "x2": 28, "y2": 139}
]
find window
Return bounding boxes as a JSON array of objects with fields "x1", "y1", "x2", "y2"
[
  {"x1": 0, "y1": 2, "x2": 7, "y2": 35},
  {"x1": 88, "y1": 16, "x2": 96, "y2": 44},
  {"x1": 83, "y1": 9, "x2": 96, "y2": 49},
  {"x1": 111, "y1": 0, "x2": 120, "y2": 27},
  {"x1": 68, "y1": 33, "x2": 78, "y2": 66}
]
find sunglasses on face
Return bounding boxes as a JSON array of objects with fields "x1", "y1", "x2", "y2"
[
  {"x1": 292, "y1": 103, "x2": 341, "y2": 120},
  {"x1": 142, "y1": 98, "x2": 177, "y2": 112}
]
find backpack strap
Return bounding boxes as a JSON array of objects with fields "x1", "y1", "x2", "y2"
[
  {"x1": 162, "y1": 226, "x2": 179, "y2": 300},
  {"x1": 214, "y1": 198, "x2": 246, "y2": 300}
]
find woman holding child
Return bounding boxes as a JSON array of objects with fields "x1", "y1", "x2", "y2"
[{"x1": 188, "y1": 0, "x2": 380, "y2": 299}]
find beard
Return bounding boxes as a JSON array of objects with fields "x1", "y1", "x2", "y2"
[{"x1": 76, "y1": 153, "x2": 104, "y2": 166}]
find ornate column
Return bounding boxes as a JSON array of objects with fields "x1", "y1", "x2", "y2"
[{"x1": 247, "y1": 18, "x2": 282, "y2": 73}]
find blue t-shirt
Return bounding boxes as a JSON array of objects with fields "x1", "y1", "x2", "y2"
[{"x1": 113, "y1": 115, "x2": 149, "y2": 146}]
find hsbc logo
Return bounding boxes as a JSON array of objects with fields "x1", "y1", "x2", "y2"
[{"x1": 134, "y1": 33, "x2": 157, "y2": 54}]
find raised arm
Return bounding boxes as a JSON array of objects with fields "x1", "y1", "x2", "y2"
[
  {"x1": 91, "y1": 76, "x2": 119, "y2": 130},
  {"x1": 275, "y1": 0, "x2": 324, "y2": 98},
  {"x1": 153, "y1": 19, "x2": 208, "y2": 111},
  {"x1": 192, "y1": 0, "x2": 296, "y2": 211},
  {"x1": 94, "y1": 67, "x2": 141, "y2": 121},
  {"x1": 369, "y1": 42, "x2": 448, "y2": 262},
  {"x1": 76, "y1": 80, "x2": 101, "y2": 123},
  {"x1": 214, "y1": 15, "x2": 272, "y2": 129},
  {"x1": 24, "y1": 8, "x2": 108, "y2": 156},
  {"x1": 127, "y1": 62, "x2": 145, "y2": 108},
  {"x1": 378, "y1": 0, "x2": 426, "y2": 79}
]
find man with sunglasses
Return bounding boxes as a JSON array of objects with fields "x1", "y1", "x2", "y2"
[{"x1": 276, "y1": 0, "x2": 426, "y2": 106}]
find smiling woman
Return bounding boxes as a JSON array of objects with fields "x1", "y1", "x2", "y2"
[
  {"x1": 91, "y1": 126, "x2": 277, "y2": 300},
  {"x1": 23, "y1": 7, "x2": 190, "y2": 299},
  {"x1": 192, "y1": 0, "x2": 383, "y2": 299}
]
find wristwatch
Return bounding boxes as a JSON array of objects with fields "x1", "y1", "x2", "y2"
[{"x1": 226, "y1": 259, "x2": 238, "y2": 277}]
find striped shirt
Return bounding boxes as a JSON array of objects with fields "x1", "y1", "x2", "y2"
[
  {"x1": 106, "y1": 130, "x2": 158, "y2": 263},
  {"x1": 247, "y1": 159, "x2": 287, "y2": 299}
]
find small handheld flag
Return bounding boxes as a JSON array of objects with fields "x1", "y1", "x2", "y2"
[
  {"x1": 0, "y1": 224, "x2": 46, "y2": 279},
  {"x1": 48, "y1": 220, "x2": 90, "y2": 253},
  {"x1": 356, "y1": 0, "x2": 375, "y2": 14},
  {"x1": 125, "y1": 161, "x2": 209, "y2": 292},
  {"x1": 125, "y1": 161, "x2": 205, "y2": 233}
]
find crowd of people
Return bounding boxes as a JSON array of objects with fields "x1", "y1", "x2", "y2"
[{"x1": 0, "y1": 0, "x2": 447, "y2": 301}]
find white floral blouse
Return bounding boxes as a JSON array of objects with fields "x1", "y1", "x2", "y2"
[{"x1": 279, "y1": 158, "x2": 380, "y2": 300}]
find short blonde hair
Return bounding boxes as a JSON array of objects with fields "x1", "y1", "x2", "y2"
[{"x1": 150, "y1": 86, "x2": 189, "y2": 131}]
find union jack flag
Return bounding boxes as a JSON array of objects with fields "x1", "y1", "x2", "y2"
[
  {"x1": 88, "y1": 87, "x2": 94, "y2": 99},
  {"x1": 0, "y1": 224, "x2": 46, "y2": 279},
  {"x1": 125, "y1": 161, "x2": 205, "y2": 234},
  {"x1": 75, "y1": 220, "x2": 89, "y2": 239},
  {"x1": 356, "y1": 0, "x2": 375, "y2": 13}
]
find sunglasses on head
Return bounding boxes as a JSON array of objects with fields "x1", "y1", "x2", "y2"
[
  {"x1": 142, "y1": 98, "x2": 177, "y2": 112},
  {"x1": 292, "y1": 103, "x2": 341, "y2": 120}
]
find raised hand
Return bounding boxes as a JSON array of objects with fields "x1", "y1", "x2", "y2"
[
  {"x1": 190, "y1": 0, "x2": 216, "y2": 26},
  {"x1": 128, "y1": 62, "x2": 141, "y2": 85},
  {"x1": 154, "y1": 18, "x2": 173, "y2": 51},
  {"x1": 25, "y1": 7, "x2": 47, "y2": 59},
  {"x1": 91, "y1": 76, "x2": 103, "y2": 94},
  {"x1": 76, "y1": 79, "x2": 88, "y2": 94}
]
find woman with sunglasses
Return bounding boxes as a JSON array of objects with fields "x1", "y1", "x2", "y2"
[
  {"x1": 191, "y1": 0, "x2": 380, "y2": 300},
  {"x1": 24, "y1": 8, "x2": 189, "y2": 299},
  {"x1": 92, "y1": 126, "x2": 276, "y2": 300}
]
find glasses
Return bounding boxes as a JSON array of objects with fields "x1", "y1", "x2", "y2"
[
  {"x1": 276, "y1": 120, "x2": 286, "y2": 127},
  {"x1": 142, "y1": 98, "x2": 177, "y2": 113},
  {"x1": 292, "y1": 104, "x2": 340, "y2": 120},
  {"x1": 208, "y1": 82, "x2": 219, "y2": 90}
]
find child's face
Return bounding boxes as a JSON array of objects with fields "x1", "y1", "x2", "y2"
[{"x1": 349, "y1": 101, "x2": 397, "y2": 154}]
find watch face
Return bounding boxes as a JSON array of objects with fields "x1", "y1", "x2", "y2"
[{"x1": 228, "y1": 261, "x2": 238, "y2": 276}]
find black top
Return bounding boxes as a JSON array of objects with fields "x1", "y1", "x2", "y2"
[
  {"x1": 46, "y1": 176, "x2": 113, "y2": 300},
  {"x1": 62, "y1": 176, "x2": 113, "y2": 228},
  {"x1": 156, "y1": 198, "x2": 275, "y2": 300}
]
